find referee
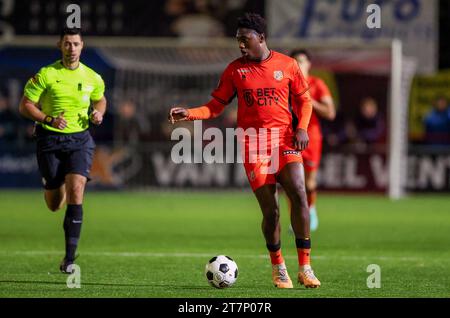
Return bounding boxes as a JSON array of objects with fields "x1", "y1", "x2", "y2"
[{"x1": 19, "y1": 28, "x2": 107, "y2": 273}]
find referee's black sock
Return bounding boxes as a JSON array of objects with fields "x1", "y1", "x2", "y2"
[{"x1": 63, "y1": 204, "x2": 83, "y2": 262}]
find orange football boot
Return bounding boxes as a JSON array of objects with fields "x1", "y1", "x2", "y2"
[
  {"x1": 298, "y1": 268, "x2": 321, "y2": 288},
  {"x1": 272, "y1": 263, "x2": 293, "y2": 289}
]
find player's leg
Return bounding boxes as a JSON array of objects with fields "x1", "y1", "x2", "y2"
[
  {"x1": 285, "y1": 191, "x2": 295, "y2": 235},
  {"x1": 36, "y1": 148, "x2": 66, "y2": 212},
  {"x1": 44, "y1": 185, "x2": 66, "y2": 212},
  {"x1": 253, "y1": 184, "x2": 293, "y2": 289},
  {"x1": 303, "y1": 135, "x2": 322, "y2": 231},
  {"x1": 277, "y1": 162, "x2": 320, "y2": 288},
  {"x1": 277, "y1": 162, "x2": 309, "y2": 239},
  {"x1": 286, "y1": 140, "x2": 320, "y2": 233},
  {"x1": 60, "y1": 173, "x2": 87, "y2": 273},
  {"x1": 254, "y1": 184, "x2": 281, "y2": 246},
  {"x1": 59, "y1": 134, "x2": 95, "y2": 273},
  {"x1": 65, "y1": 173, "x2": 87, "y2": 204},
  {"x1": 305, "y1": 169, "x2": 319, "y2": 231}
]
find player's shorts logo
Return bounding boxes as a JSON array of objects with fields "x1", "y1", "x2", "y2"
[
  {"x1": 282, "y1": 150, "x2": 300, "y2": 156},
  {"x1": 249, "y1": 170, "x2": 256, "y2": 181},
  {"x1": 243, "y1": 89, "x2": 254, "y2": 107},
  {"x1": 274, "y1": 71, "x2": 283, "y2": 81}
]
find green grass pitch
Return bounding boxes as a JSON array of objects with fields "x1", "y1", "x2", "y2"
[{"x1": 0, "y1": 190, "x2": 449, "y2": 298}]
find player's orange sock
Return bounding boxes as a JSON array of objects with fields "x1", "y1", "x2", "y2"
[
  {"x1": 298, "y1": 248, "x2": 311, "y2": 266},
  {"x1": 269, "y1": 250, "x2": 284, "y2": 265},
  {"x1": 296, "y1": 238, "x2": 311, "y2": 266},
  {"x1": 267, "y1": 243, "x2": 284, "y2": 265},
  {"x1": 307, "y1": 190, "x2": 317, "y2": 207}
]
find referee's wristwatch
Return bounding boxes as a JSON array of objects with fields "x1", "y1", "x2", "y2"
[{"x1": 43, "y1": 115, "x2": 55, "y2": 126}]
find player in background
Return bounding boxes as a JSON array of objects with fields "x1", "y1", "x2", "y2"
[
  {"x1": 19, "y1": 28, "x2": 106, "y2": 273},
  {"x1": 169, "y1": 13, "x2": 320, "y2": 288},
  {"x1": 289, "y1": 49, "x2": 336, "y2": 232}
]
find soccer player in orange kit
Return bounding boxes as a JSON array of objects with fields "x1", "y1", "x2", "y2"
[
  {"x1": 290, "y1": 49, "x2": 336, "y2": 232},
  {"x1": 168, "y1": 13, "x2": 320, "y2": 288}
]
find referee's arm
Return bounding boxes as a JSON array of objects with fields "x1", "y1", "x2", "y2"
[
  {"x1": 90, "y1": 96, "x2": 107, "y2": 125},
  {"x1": 19, "y1": 96, "x2": 66, "y2": 130}
]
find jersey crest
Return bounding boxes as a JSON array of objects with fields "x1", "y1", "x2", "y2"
[{"x1": 274, "y1": 70, "x2": 283, "y2": 81}]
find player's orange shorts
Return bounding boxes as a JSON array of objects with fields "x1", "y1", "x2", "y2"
[
  {"x1": 301, "y1": 133, "x2": 322, "y2": 172},
  {"x1": 242, "y1": 133, "x2": 303, "y2": 192}
]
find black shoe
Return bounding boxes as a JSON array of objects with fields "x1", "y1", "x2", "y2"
[{"x1": 59, "y1": 256, "x2": 77, "y2": 274}]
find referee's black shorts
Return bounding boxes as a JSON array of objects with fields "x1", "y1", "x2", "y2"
[{"x1": 35, "y1": 126, "x2": 95, "y2": 190}]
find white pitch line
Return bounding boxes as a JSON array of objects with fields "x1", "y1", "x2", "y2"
[{"x1": 0, "y1": 250, "x2": 429, "y2": 262}]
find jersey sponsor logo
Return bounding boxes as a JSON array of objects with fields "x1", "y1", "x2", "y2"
[
  {"x1": 237, "y1": 68, "x2": 251, "y2": 74},
  {"x1": 242, "y1": 88, "x2": 280, "y2": 107},
  {"x1": 283, "y1": 150, "x2": 300, "y2": 156},
  {"x1": 243, "y1": 89, "x2": 254, "y2": 107},
  {"x1": 274, "y1": 70, "x2": 283, "y2": 81},
  {"x1": 238, "y1": 68, "x2": 251, "y2": 80},
  {"x1": 256, "y1": 88, "x2": 279, "y2": 106}
]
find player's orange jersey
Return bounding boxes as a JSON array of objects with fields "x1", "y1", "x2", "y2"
[
  {"x1": 306, "y1": 76, "x2": 332, "y2": 137},
  {"x1": 208, "y1": 51, "x2": 310, "y2": 191},
  {"x1": 211, "y1": 50, "x2": 309, "y2": 134}
]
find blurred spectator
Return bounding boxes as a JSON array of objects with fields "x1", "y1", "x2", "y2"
[
  {"x1": 157, "y1": 0, "x2": 190, "y2": 37},
  {"x1": 344, "y1": 97, "x2": 386, "y2": 152},
  {"x1": 166, "y1": 0, "x2": 225, "y2": 38},
  {"x1": 423, "y1": 96, "x2": 450, "y2": 146},
  {"x1": 0, "y1": 96, "x2": 18, "y2": 144},
  {"x1": 321, "y1": 110, "x2": 350, "y2": 149},
  {"x1": 355, "y1": 97, "x2": 386, "y2": 144},
  {"x1": 89, "y1": 108, "x2": 114, "y2": 144},
  {"x1": 0, "y1": 94, "x2": 38, "y2": 148},
  {"x1": 219, "y1": 0, "x2": 265, "y2": 37},
  {"x1": 16, "y1": 117, "x2": 36, "y2": 148},
  {"x1": 115, "y1": 99, "x2": 149, "y2": 146}
]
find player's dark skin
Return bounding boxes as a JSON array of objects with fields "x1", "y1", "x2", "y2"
[{"x1": 168, "y1": 27, "x2": 311, "y2": 244}]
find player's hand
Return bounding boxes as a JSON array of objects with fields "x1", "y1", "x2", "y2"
[
  {"x1": 294, "y1": 128, "x2": 309, "y2": 151},
  {"x1": 52, "y1": 112, "x2": 67, "y2": 130},
  {"x1": 168, "y1": 107, "x2": 189, "y2": 124},
  {"x1": 90, "y1": 109, "x2": 103, "y2": 125}
]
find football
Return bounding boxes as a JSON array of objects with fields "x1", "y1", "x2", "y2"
[{"x1": 205, "y1": 255, "x2": 238, "y2": 288}]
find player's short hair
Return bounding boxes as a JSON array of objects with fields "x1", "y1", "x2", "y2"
[
  {"x1": 60, "y1": 27, "x2": 82, "y2": 40},
  {"x1": 237, "y1": 13, "x2": 267, "y2": 35},
  {"x1": 290, "y1": 49, "x2": 312, "y2": 62}
]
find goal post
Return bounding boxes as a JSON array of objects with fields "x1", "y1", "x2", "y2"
[{"x1": 389, "y1": 39, "x2": 405, "y2": 199}]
